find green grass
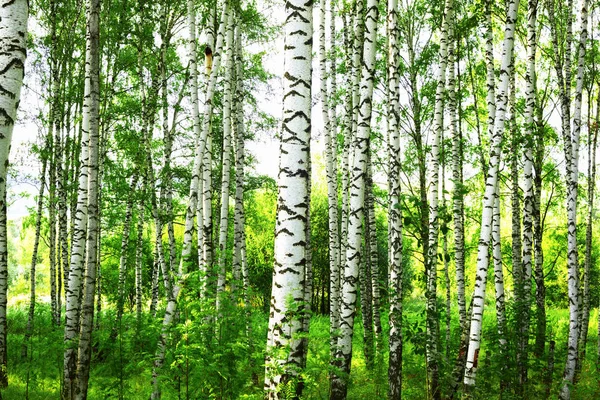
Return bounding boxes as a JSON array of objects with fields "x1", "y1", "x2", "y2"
[{"x1": 2, "y1": 299, "x2": 599, "y2": 399}]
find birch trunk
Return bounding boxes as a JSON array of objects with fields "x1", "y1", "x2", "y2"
[
  {"x1": 263, "y1": 0, "x2": 313, "y2": 396},
  {"x1": 63, "y1": 20, "x2": 92, "y2": 400},
  {"x1": 463, "y1": 0, "x2": 520, "y2": 391},
  {"x1": 492, "y1": 183, "x2": 508, "y2": 392},
  {"x1": 117, "y1": 174, "x2": 139, "y2": 322},
  {"x1": 366, "y1": 156, "x2": 381, "y2": 346},
  {"x1": 135, "y1": 189, "x2": 145, "y2": 327},
  {"x1": 0, "y1": 0, "x2": 27, "y2": 387},
  {"x1": 547, "y1": 0, "x2": 589, "y2": 396},
  {"x1": 533, "y1": 88, "x2": 546, "y2": 357},
  {"x1": 319, "y1": 0, "x2": 341, "y2": 367},
  {"x1": 216, "y1": 6, "x2": 234, "y2": 315},
  {"x1": 519, "y1": 0, "x2": 538, "y2": 387},
  {"x1": 232, "y1": 26, "x2": 249, "y2": 312},
  {"x1": 181, "y1": 0, "x2": 204, "y2": 275},
  {"x1": 22, "y1": 139, "x2": 49, "y2": 360},
  {"x1": 508, "y1": 57, "x2": 525, "y2": 392},
  {"x1": 74, "y1": 0, "x2": 101, "y2": 396},
  {"x1": 202, "y1": 135, "x2": 214, "y2": 298},
  {"x1": 387, "y1": 0, "x2": 403, "y2": 396},
  {"x1": 359, "y1": 232, "x2": 374, "y2": 369},
  {"x1": 426, "y1": 1, "x2": 453, "y2": 397},
  {"x1": 579, "y1": 92, "x2": 598, "y2": 368},
  {"x1": 445, "y1": 20, "x2": 459, "y2": 361},
  {"x1": 330, "y1": 0, "x2": 378, "y2": 396}
]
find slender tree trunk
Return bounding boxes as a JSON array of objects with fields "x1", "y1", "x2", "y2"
[
  {"x1": 426, "y1": 1, "x2": 453, "y2": 397},
  {"x1": 264, "y1": 0, "x2": 313, "y2": 396},
  {"x1": 320, "y1": 0, "x2": 341, "y2": 371},
  {"x1": 360, "y1": 230, "x2": 374, "y2": 370},
  {"x1": 463, "y1": 0, "x2": 520, "y2": 392},
  {"x1": 508, "y1": 53, "x2": 525, "y2": 394},
  {"x1": 533, "y1": 90, "x2": 546, "y2": 358},
  {"x1": 216, "y1": 6, "x2": 234, "y2": 315},
  {"x1": 22, "y1": 139, "x2": 49, "y2": 360},
  {"x1": 232, "y1": 25, "x2": 249, "y2": 319},
  {"x1": 578, "y1": 88, "x2": 598, "y2": 374},
  {"x1": 548, "y1": 0, "x2": 589, "y2": 396},
  {"x1": 331, "y1": 0, "x2": 378, "y2": 397},
  {"x1": 73, "y1": 0, "x2": 101, "y2": 396},
  {"x1": 117, "y1": 174, "x2": 139, "y2": 322},
  {"x1": 492, "y1": 183, "x2": 508, "y2": 393},
  {"x1": 231, "y1": 26, "x2": 242, "y2": 293},
  {"x1": 387, "y1": 0, "x2": 403, "y2": 396},
  {"x1": 366, "y1": 156, "x2": 382, "y2": 348},
  {"x1": 63, "y1": 33, "x2": 92, "y2": 400},
  {"x1": 445, "y1": 19, "x2": 459, "y2": 362},
  {"x1": 519, "y1": 0, "x2": 538, "y2": 388},
  {"x1": 0, "y1": 0, "x2": 27, "y2": 388},
  {"x1": 135, "y1": 188, "x2": 145, "y2": 328},
  {"x1": 202, "y1": 135, "x2": 214, "y2": 298},
  {"x1": 180, "y1": 0, "x2": 205, "y2": 275}
]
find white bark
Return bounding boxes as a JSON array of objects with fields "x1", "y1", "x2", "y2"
[
  {"x1": 426, "y1": 0, "x2": 453, "y2": 396},
  {"x1": 264, "y1": 0, "x2": 313, "y2": 396},
  {"x1": 463, "y1": 0, "x2": 520, "y2": 389},
  {"x1": 216, "y1": 6, "x2": 234, "y2": 315},
  {"x1": 387, "y1": 0, "x2": 403, "y2": 397},
  {"x1": 331, "y1": 0, "x2": 378, "y2": 396},
  {"x1": 74, "y1": 0, "x2": 101, "y2": 396},
  {"x1": 63, "y1": 4, "x2": 92, "y2": 396},
  {"x1": 319, "y1": 0, "x2": 341, "y2": 365},
  {"x1": 180, "y1": 0, "x2": 204, "y2": 275}
]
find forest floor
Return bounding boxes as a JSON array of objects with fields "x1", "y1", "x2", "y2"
[{"x1": 3, "y1": 299, "x2": 600, "y2": 399}]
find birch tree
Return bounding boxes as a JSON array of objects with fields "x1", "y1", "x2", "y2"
[
  {"x1": 387, "y1": 0, "x2": 403, "y2": 397},
  {"x1": 74, "y1": 0, "x2": 101, "y2": 396},
  {"x1": 548, "y1": 0, "x2": 589, "y2": 396},
  {"x1": 463, "y1": 0, "x2": 520, "y2": 392},
  {"x1": 216, "y1": 4, "x2": 235, "y2": 314},
  {"x1": 331, "y1": 0, "x2": 379, "y2": 396},
  {"x1": 319, "y1": 0, "x2": 341, "y2": 368},
  {"x1": 0, "y1": 0, "x2": 27, "y2": 387},
  {"x1": 263, "y1": 0, "x2": 313, "y2": 396},
  {"x1": 426, "y1": 0, "x2": 453, "y2": 396}
]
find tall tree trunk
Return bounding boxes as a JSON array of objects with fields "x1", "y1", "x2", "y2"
[
  {"x1": 387, "y1": 0, "x2": 403, "y2": 396},
  {"x1": 231, "y1": 26, "x2": 242, "y2": 293},
  {"x1": 263, "y1": 0, "x2": 313, "y2": 396},
  {"x1": 360, "y1": 230, "x2": 374, "y2": 370},
  {"x1": 63, "y1": 27, "x2": 92, "y2": 400},
  {"x1": 135, "y1": 188, "x2": 145, "y2": 328},
  {"x1": 508, "y1": 53, "x2": 525, "y2": 394},
  {"x1": 180, "y1": 0, "x2": 205, "y2": 276},
  {"x1": 330, "y1": 0, "x2": 378, "y2": 396},
  {"x1": 117, "y1": 174, "x2": 139, "y2": 323},
  {"x1": 74, "y1": 0, "x2": 101, "y2": 396},
  {"x1": 577, "y1": 86, "x2": 598, "y2": 375},
  {"x1": 492, "y1": 183, "x2": 508, "y2": 393},
  {"x1": 320, "y1": 0, "x2": 341, "y2": 371},
  {"x1": 519, "y1": 0, "x2": 538, "y2": 388},
  {"x1": 463, "y1": 0, "x2": 520, "y2": 392},
  {"x1": 445, "y1": 18, "x2": 459, "y2": 361},
  {"x1": 426, "y1": 0, "x2": 453, "y2": 397},
  {"x1": 366, "y1": 156, "x2": 382, "y2": 348},
  {"x1": 202, "y1": 135, "x2": 214, "y2": 297},
  {"x1": 216, "y1": 6, "x2": 235, "y2": 315},
  {"x1": 22, "y1": 139, "x2": 49, "y2": 360},
  {"x1": 0, "y1": 0, "x2": 27, "y2": 388},
  {"x1": 232, "y1": 25, "x2": 249, "y2": 318},
  {"x1": 532, "y1": 88, "x2": 546, "y2": 358},
  {"x1": 548, "y1": 0, "x2": 589, "y2": 396}
]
